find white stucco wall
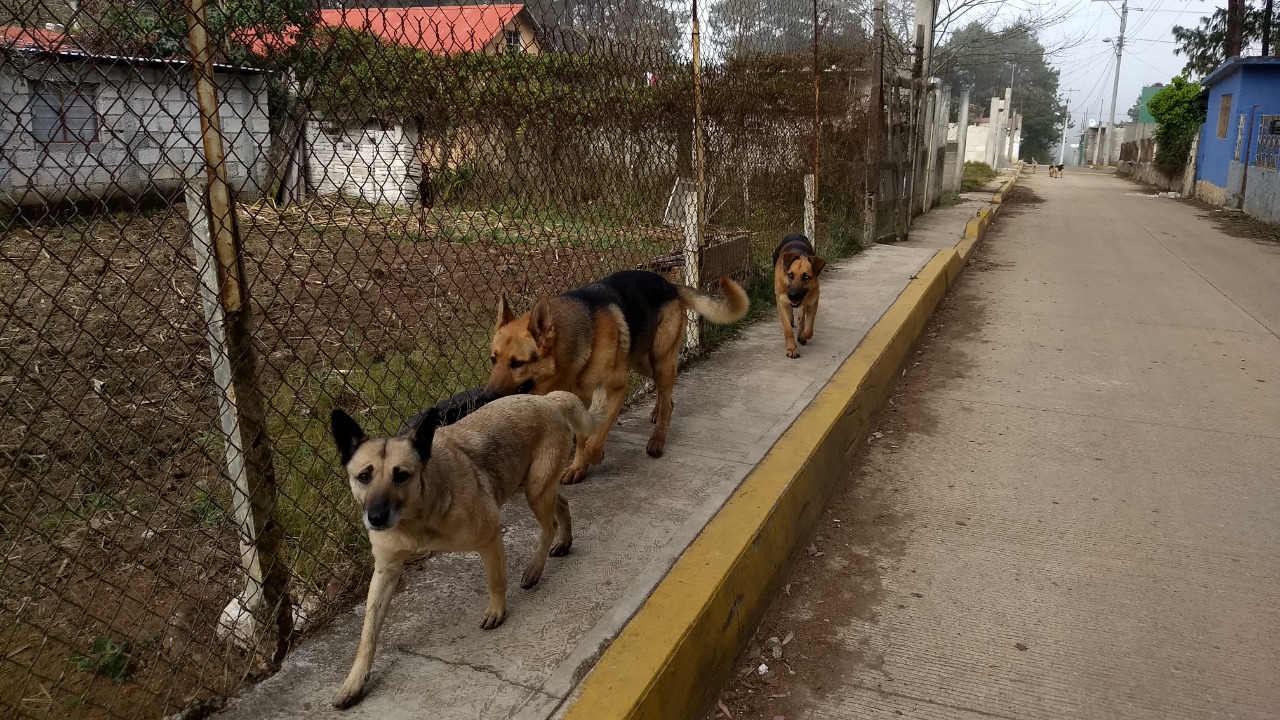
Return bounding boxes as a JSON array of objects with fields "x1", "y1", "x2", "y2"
[
  {"x1": 306, "y1": 121, "x2": 421, "y2": 207},
  {"x1": 0, "y1": 57, "x2": 269, "y2": 207}
]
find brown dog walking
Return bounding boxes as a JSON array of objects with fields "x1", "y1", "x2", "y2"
[
  {"x1": 328, "y1": 392, "x2": 595, "y2": 709},
  {"x1": 772, "y1": 234, "x2": 826, "y2": 358},
  {"x1": 485, "y1": 270, "x2": 748, "y2": 484}
]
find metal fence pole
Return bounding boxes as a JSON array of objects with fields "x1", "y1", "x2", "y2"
[
  {"x1": 864, "y1": 0, "x2": 885, "y2": 245},
  {"x1": 184, "y1": 0, "x2": 292, "y2": 663},
  {"x1": 683, "y1": 188, "x2": 701, "y2": 350},
  {"x1": 811, "y1": 0, "x2": 821, "y2": 242},
  {"x1": 688, "y1": 0, "x2": 707, "y2": 350},
  {"x1": 804, "y1": 174, "x2": 816, "y2": 240}
]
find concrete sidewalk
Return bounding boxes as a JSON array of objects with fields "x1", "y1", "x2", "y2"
[
  {"x1": 715, "y1": 171, "x2": 1280, "y2": 719},
  {"x1": 215, "y1": 206, "x2": 978, "y2": 719}
]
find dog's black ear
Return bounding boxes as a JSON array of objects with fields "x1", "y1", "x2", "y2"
[
  {"x1": 495, "y1": 294, "x2": 515, "y2": 330},
  {"x1": 779, "y1": 251, "x2": 800, "y2": 272},
  {"x1": 331, "y1": 408, "x2": 366, "y2": 466},
  {"x1": 412, "y1": 407, "x2": 440, "y2": 462},
  {"x1": 529, "y1": 295, "x2": 556, "y2": 342},
  {"x1": 810, "y1": 257, "x2": 827, "y2": 276}
]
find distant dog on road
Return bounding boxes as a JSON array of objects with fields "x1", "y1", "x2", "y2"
[
  {"x1": 329, "y1": 391, "x2": 595, "y2": 709},
  {"x1": 485, "y1": 269, "x2": 749, "y2": 484},
  {"x1": 772, "y1": 234, "x2": 826, "y2": 358}
]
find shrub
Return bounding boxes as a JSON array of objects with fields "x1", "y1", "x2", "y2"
[{"x1": 1147, "y1": 77, "x2": 1206, "y2": 176}]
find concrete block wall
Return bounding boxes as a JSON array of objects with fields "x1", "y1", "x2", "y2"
[
  {"x1": 0, "y1": 59, "x2": 270, "y2": 209},
  {"x1": 306, "y1": 121, "x2": 421, "y2": 207},
  {"x1": 947, "y1": 124, "x2": 990, "y2": 165},
  {"x1": 1116, "y1": 161, "x2": 1180, "y2": 192},
  {"x1": 1242, "y1": 167, "x2": 1280, "y2": 225}
]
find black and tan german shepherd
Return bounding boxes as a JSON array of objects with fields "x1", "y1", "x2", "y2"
[
  {"x1": 772, "y1": 234, "x2": 826, "y2": 358},
  {"x1": 485, "y1": 270, "x2": 749, "y2": 484}
]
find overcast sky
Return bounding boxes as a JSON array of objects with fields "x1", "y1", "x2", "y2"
[{"x1": 1042, "y1": 0, "x2": 1227, "y2": 130}]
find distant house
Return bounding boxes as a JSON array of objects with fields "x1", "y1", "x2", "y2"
[
  {"x1": 1131, "y1": 84, "x2": 1162, "y2": 124},
  {"x1": 260, "y1": 5, "x2": 542, "y2": 206},
  {"x1": 0, "y1": 27, "x2": 270, "y2": 209},
  {"x1": 1079, "y1": 123, "x2": 1124, "y2": 167},
  {"x1": 1122, "y1": 84, "x2": 1161, "y2": 144},
  {"x1": 1193, "y1": 57, "x2": 1280, "y2": 225}
]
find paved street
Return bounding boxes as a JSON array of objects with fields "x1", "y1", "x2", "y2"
[{"x1": 715, "y1": 172, "x2": 1280, "y2": 719}]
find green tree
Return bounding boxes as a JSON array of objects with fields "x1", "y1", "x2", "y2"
[
  {"x1": 707, "y1": 0, "x2": 870, "y2": 58},
  {"x1": 936, "y1": 22, "x2": 1063, "y2": 162},
  {"x1": 1145, "y1": 76, "x2": 1206, "y2": 175},
  {"x1": 1172, "y1": 1, "x2": 1279, "y2": 78},
  {"x1": 75, "y1": 0, "x2": 315, "y2": 64}
]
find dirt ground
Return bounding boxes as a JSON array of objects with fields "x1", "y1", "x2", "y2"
[
  {"x1": 0, "y1": 196, "x2": 701, "y2": 719},
  {"x1": 1184, "y1": 199, "x2": 1280, "y2": 244}
]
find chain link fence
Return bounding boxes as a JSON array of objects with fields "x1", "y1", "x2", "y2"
[{"x1": 0, "y1": 0, "x2": 920, "y2": 717}]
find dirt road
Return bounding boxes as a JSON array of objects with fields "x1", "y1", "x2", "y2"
[{"x1": 713, "y1": 173, "x2": 1280, "y2": 720}]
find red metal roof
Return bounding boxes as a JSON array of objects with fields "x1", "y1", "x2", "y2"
[
  {"x1": 240, "y1": 5, "x2": 528, "y2": 57},
  {"x1": 0, "y1": 25, "x2": 78, "y2": 52}
]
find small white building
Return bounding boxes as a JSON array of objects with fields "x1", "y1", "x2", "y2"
[
  {"x1": 306, "y1": 121, "x2": 421, "y2": 207},
  {"x1": 0, "y1": 28, "x2": 270, "y2": 208},
  {"x1": 279, "y1": 4, "x2": 541, "y2": 207}
]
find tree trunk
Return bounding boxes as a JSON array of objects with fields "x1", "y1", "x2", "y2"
[
  {"x1": 1263, "y1": 0, "x2": 1274, "y2": 57},
  {"x1": 1226, "y1": 0, "x2": 1245, "y2": 58}
]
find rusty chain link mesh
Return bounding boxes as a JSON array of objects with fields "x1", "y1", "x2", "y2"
[{"x1": 0, "y1": 0, "x2": 904, "y2": 717}]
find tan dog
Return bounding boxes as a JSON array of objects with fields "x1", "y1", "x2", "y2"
[
  {"x1": 485, "y1": 269, "x2": 748, "y2": 484},
  {"x1": 328, "y1": 391, "x2": 595, "y2": 709},
  {"x1": 772, "y1": 234, "x2": 826, "y2": 358}
]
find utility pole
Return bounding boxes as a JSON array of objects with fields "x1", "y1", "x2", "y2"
[
  {"x1": 1058, "y1": 91, "x2": 1075, "y2": 165},
  {"x1": 999, "y1": 85, "x2": 1013, "y2": 168},
  {"x1": 1102, "y1": 0, "x2": 1128, "y2": 169},
  {"x1": 1091, "y1": 97, "x2": 1104, "y2": 166}
]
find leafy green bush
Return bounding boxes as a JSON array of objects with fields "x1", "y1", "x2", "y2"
[
  {"x1": 961, "y1": 162, "x2": 998, "y2": 192},
  {"x1": 1147, "y1": 77, "x2": 1206, "y2": 176}
]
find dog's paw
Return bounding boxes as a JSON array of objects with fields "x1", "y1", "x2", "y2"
[
  {"x1": 332, "y1": 679, "x2": 367, "y2": 710},
  {"x1": 646, "y1": 436, "x2": 665, "y2": 458},
  {"x1": 550, "y1": 539, "x2": 573, "y2": 557},
  {"x1": 480, "y1": 605, "x2": 507, "y2": 630},
  {"x1": 798, "y1": 337, "x2": 808, "y2": 345},
  {"x1": 786, "y1": 348, "x2": 800, "y2": 359},
  {"x1": 649, "y1": 405, "x2": 659, "y2": 423},
  {"x1": 561, "y1": 464, "x2": 588, "y2": 485},
  {"x1": 520, "y1": 565, "x2": 543, "y2": 590}
]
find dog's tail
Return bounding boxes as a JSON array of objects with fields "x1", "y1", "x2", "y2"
[
  {"x1": 676, "y1": 277, "x2": 750, "y2": 325},
  {"x1": 545, "y1": 391, "x2": 597, "y2": 439}
]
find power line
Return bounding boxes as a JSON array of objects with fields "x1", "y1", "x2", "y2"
[{"x1": 1125, "y1": 46, "x2": 1180, "y2": 75}]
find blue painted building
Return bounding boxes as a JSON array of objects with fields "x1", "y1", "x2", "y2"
[{"x1": 1193, "y1": 57, "x2": 1280, "y2": 224}]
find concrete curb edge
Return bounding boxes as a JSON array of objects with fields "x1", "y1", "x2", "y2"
[{"x1": 559, "y1": 178, "x2": 1015, "y2": 720}]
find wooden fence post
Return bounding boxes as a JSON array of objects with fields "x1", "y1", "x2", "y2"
[{"x1": 184, "y1": 0, "x2": 292, "y2": 664}]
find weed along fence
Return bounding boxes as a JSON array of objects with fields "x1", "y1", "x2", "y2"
[{"x1": 0, "y1": 0, "x2": 921, "y2": 716}]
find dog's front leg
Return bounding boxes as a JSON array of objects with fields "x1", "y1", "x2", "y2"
[
  {"x1": 776, "y1": 297, "x2": 798, "y2": 358},
  {"x1": 333, "y1": 554, "x2": 405, "y2": 709},
  {"x1": 477, "y1": 535, "x2": 508, "y2": 629},
  {"x1": 800, "y1": 293, "x2": 818, "y2": 344}
]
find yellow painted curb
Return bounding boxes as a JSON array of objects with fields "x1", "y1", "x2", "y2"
[
  {"x1": 561, "y1": 174, "x2": 1016, "y2": 720},
  {"x1": 563, "y1": 250, "x2": 958, "y2": 720}
]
